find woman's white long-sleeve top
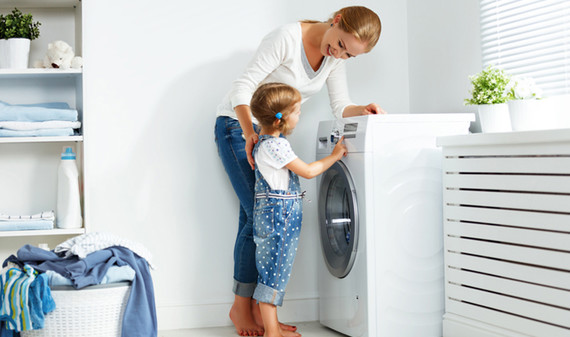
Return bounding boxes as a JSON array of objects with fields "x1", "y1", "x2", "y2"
[{"x1": 216, "y1": 22, "x2": 354, "y2": 121}]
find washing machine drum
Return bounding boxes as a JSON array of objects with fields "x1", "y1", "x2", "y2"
[{"x1": 318, "y1": 161, "x2": 359, "y2": 279}]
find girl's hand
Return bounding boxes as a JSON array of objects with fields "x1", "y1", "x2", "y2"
[
  {"x1": 363, "y1": 103, "x2": 387, "y2": 115},
  {"x1": 245, "y1": 133, "x2": 259, "y2": 170},
  {"x1": 332, "y1": 136, "x2": 348, "y2": 159}
]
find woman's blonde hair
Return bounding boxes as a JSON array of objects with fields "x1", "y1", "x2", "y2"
[
  {"x1": 251, "y1": 83, "x2": 302, "y2": 135},
  {"x1": 303, "y1": 6, "x2": 381, "y2": 53}
]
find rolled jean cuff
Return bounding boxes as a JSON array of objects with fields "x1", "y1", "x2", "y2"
[
  {"x1": 233, "y1": 279, "x2": 256, "y2": 297},
  {"x1": 253, "y1": 283, "x2": 285, "y2": 306}
]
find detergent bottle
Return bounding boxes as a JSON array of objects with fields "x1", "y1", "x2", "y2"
[{"x1": 56, "y1": 147, "x2": 82, "y2": 229}]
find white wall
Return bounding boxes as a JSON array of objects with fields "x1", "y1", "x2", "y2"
[
  {"x1": 407, "y1": 0, "x2": 482, "y2": 129},
  {"x1": 81, "y1": 0, "x2": 477, "y2": 331}
]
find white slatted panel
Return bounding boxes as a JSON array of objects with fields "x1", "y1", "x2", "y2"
[
  {"x1": 480, "y1": 0, "x2": 570, "y2": 96},
  {"x1": 441, "y1": 135, "x2": 570, "y2": 337}
]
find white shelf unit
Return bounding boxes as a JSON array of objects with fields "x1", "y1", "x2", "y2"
[
  {"x1": 437, "y1": 129, "x2": 570, "y2": 337},
  {"x1": 0, "y1": 1, "x2": 85, "y2": 241}
]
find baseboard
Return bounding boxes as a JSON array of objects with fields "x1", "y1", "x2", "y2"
[
  {"x1": 443, "y1": 314, "x2": 530, "y2": 337},
  {"x1": 157, "y1": 297, "x2": 319, "y2": 331}
]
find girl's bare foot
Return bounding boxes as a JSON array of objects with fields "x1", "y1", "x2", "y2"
[
  {"x1": 230, "y1": 296, "x2": 264, "y2": 336},
  {"x1": 251, "y1": 300, "x2": 297, "y2": 332}
]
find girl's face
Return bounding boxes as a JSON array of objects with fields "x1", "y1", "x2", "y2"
[
  {"x1": 285, "y1": 102, "x2": 301, "y2": 131},
  {"x1": 321, "y1": 15, "x2": 368, "y2": 60}
]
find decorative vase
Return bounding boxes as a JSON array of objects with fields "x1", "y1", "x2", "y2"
[
  {"x1": 508, "y1": 99, "x2": 553, "y2": 131},
  {"x1": 0, "y1": 38, "x2": 31, "y2": 69},
  {"x1": 477, "y1": 103, "x2": 511, "y2": 133}
]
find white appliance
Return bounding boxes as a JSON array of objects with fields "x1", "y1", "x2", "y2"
[{"x1": 316, "y1": 114, "x2": 473, "y2": 337}]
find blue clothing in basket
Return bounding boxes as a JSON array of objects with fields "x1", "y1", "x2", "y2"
[{"x1": 4, "y1": 245, "x2": 157, "y2": 337}]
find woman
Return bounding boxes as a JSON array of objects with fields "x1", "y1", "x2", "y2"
[{"x1": 214, "y1": 6, "x2": 384, "y2": 336}]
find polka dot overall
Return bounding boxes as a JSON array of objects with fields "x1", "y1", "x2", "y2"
[{"x1": 252, "y1": 135, "x2": 303, "y2": 306}]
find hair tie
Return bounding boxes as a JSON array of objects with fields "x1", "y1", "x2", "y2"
[{"x1": 275, "y1": 112, "x2": 283, "y2": 119}]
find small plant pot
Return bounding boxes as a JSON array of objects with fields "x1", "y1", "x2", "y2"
[
  {"x1": 0, "y1": 38, "x2": 31, "y2": 69},
  {"x1": 477, "y1": 103, "x2": 511, "y2": 133},
  {"x1": 508, "y1": 99, "x2": 556, "y2": 131}
]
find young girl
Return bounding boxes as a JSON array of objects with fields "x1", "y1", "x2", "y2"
[{"x1": 250, "y1": 82, "x2": 347, "y2": 337}]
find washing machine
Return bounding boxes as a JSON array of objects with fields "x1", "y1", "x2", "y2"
[{"x1": 316, "y1": 113, "x2": 473, "y2": 337}]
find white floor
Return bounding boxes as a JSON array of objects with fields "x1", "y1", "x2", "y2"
[{"x1": 159, "y1": 321, "x2": 346, "y2": 337}]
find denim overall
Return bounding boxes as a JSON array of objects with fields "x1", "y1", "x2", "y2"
[{"x1": 252, "y1": 135, "x2": 303, "y2": 306}]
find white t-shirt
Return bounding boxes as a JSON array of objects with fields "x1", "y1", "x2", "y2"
[
  {"x1": 216, "y1": 22, "x2": 354, "y2": 122},
  {"x1": 255, "y1": 137, "x2": 298, "y2": 190}
]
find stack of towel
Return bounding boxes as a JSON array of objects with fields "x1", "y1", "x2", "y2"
[
  {"x1": 0, "y1": 101, "x2": 81, "y2": 137},
  {"x1": 0, "y1": 211, "x2": 55, "y2": 231}
]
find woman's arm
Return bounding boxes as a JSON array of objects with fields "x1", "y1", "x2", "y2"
[
  {"x1": 342, "y1": 103, "x2": 386, "y2": 117},
  {"x1": 235, "y1": 105, "x2": 258, "y2": 170},
  {"x1": 286, "y1": 138, "x2": 347, "y2": 179}
]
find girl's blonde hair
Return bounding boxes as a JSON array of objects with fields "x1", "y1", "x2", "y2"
[
  {"x1": 251, "y1": 83, "x2": 302, "y2": 135},
  {"x1": 303, "y1": 6, "x2": 382, "y2": 53}
]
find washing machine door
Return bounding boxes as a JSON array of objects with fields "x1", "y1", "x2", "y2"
[{"x1": 318, "y1": 161, "x2": 359, "y2": 279}]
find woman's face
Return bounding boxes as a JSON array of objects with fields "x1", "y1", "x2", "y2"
[{"x1": 321, "y1": 15, "x2": 368, "y2": 60}]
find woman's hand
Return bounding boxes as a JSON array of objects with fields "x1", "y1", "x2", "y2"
[
  {"x1": 342, "y1": 103, "x2": 387, "y2": 117},
  {"x1": 245, "y1": 132, "x2": 259, "y2": 170},
  {"x1": 363, "y1": 103, "x2": 386, "y2": 115}
]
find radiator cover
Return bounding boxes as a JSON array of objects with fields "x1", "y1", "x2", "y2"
[{"x1": 437, "y1": 129, "x2": 570, "y2": 337}]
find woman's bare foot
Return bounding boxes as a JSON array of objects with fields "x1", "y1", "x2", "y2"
[
  {"x1": 230, "y1": 295, "x2": 264, "y2": 336},
  {"x1": 251, "y1": 300, "x2": 297, "y2": 332},
  {"x1": 282, "y1": 329, "x2": 302, "y2": 337}
]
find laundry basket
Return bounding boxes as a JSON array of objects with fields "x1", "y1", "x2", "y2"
[{"x1": 21, "y1": 282, "x2": 131, "y2": 337}]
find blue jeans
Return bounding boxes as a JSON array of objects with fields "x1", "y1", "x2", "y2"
[{"x1": 214, "y1": 116, "x2": 260, "y2": 297}]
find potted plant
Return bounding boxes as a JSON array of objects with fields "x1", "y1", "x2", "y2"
[
  {"x1": 506, "y1": 76, "x2": 549, "y2": 131},
  {"x1": 0, "y1": 8, "x2": 41, "y2": 69},
  {"x1": 464, "y1": 65, "x2": 512, "y2": 132}
]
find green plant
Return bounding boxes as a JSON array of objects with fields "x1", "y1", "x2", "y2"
[
  {"x1": 0, "y1": 8, "x2": 41, "y2": 40},
  {"x1": 464, "y1": 65, "x2": 511, "y2": 105}
]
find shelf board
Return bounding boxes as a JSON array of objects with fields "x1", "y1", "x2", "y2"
[
  {"x1": 0, "y1": 227, "x2": 84, "y2": 237},
  {"x1": 0, "y1": 68, "x2": 82, "y2": 79},
  {"x1": 0, "y1": 135, "x2": 83, "y2": 143},
  {"x1": 0, "y1": 0, "x2": 80, "y2": 9}
]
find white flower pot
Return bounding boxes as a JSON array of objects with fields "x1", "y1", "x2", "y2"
[
  {"x1": 477, "y1": 103, "x2": 511, "y2": 133},
  {"x1": 0, "y1": 38, "x2": 31, "y2": 69},
  {"x1": 508, "y1": 99, "x2": 556, "y2": 131}
]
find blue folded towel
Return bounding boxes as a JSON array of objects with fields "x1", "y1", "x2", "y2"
[
  {"x1": 0, "y1": 101, "x2": 78, "y2": 122},
  {"x1": 21, "y1": 102, "x2": 70, "y2": 109},
  {"x1": 0, "y1": 128, "x2": 75, "y2": 137},
  {"x1": 0, "y1": 220, "x2": 53, "y2": 231}
]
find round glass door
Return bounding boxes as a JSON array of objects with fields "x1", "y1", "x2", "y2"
[{"x1": 318, "y1": 161, "x2": 359, "y2": 279}]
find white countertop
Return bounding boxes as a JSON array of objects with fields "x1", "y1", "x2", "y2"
[{"x1": 437, "y1": 128, "x2": 570, "y2": 147}]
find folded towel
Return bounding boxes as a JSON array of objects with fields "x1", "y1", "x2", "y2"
[
  {"x1": 0, "y1": 128, "x2": 75, "y2": 137},
  {"x1": 0, "y1": 101, "x2": 78, "y2": 122},
  {"x1": 0, "y1": 220, "x2": 53, "y2": 231},
  {"x1": 0, "y1": 211, "x2": 55, "y2": 222},
  {"x1": 0, "y1": 121, "x2": 81, "y2": 131},
  {"x1": 21, "y1": 102, "x2": 70, "y2": 109}
]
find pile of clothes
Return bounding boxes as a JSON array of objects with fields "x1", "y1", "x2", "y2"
[
  {"x1": 0, "y1": 232, "x2": 157, "y2": 337},
  {"x1": 0, "y1": 211, "x2": 55, "y2": 231},
  {"x1": 0, "y1": 101, "x2": 81, "y2": 137}
]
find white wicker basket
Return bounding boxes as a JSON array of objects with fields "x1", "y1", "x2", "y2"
[{"x1": 21, "y1": 282, "x2": 131, "y2": 337}]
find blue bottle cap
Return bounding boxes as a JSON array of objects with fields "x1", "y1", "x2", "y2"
[{"x1": 61, "y1": 147, "x2": 76, "y2": 160}]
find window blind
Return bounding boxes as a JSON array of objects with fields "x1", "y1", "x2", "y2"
[{"x1": 480, "y1": 0, "x2": 570, "y2": 96}]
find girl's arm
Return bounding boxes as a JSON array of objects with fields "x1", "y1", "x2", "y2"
[{"x1": 286, "y1": 138, "x2": 347, "y2": 179}]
